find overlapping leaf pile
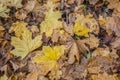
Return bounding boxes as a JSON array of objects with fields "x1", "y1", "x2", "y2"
[{"x1": 0, "y1": 0, "x2": 120, "y2": 80}]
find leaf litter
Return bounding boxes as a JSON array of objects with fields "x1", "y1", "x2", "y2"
[{"x1": 0, "y1": 0, "x2": 120, "y2": 80}]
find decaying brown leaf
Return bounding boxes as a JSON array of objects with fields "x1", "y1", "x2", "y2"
[
  {"x1": 106, "y1": 16, "x2": 120, "y2": 37},
  {"x1": 68, "y1": 41, "x2": 80, "y2": 64}
]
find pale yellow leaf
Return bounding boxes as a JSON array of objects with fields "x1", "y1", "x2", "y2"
[
  {"x1": 40, "y1": 1, "x2": 63, "y2": 37},
  {"x1": 11, "y1": 25, "x2": 42, "y2": 59},
  {"x1": 9, "y1": 21, "x2": 27, "y2": 37}
]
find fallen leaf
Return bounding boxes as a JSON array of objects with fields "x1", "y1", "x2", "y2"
[
  {"x1": 73, "y1": 21, "x2": 89, "y2": 37},
  {"x1": 92, "y1": 47, "x2": 110, "y2": 57},
  {"x1": 111, "y1": 38, "x2": 120, "y2": 49},
  {"x1": 68, "y1": 41, "x2": 80, "y2": 64},
  {"x1": 106, "y1": 16, "x2": 120, "y2": 37},
  {"x1": 0, "y1": 3, "x2": 9, "y2": 17},
  {"x1": 91, "y1": 72, "x2": 118, "y2": 80},
  {"x1": 63, "y1": 23, "x2": 74, "y2": 36},
  {"x1": 33, "y1": 45, "x2": 65, "y2": 75},
  {"x1": 76, "y1": 14, "x2": 99, "y2": 34},
  {"x1": 25, "y1": 72, "x2": 38, "y2": 80},
  {"x1": 67, "y1": 0, "x2": 75, "y2": 4},
  {"x1": 29, "y1": 25, "x2": 39, "y2": 33},
  {"x1": 107, "y1": 0, "x2": 120, "y2": 12},
  {"x1": 11, "y1": 24, "x2": 42, "y2": 59},
  {"x1": 0, "y1": 26, "x2": 5, "y2": 37},
  {"x1": 9, "y1": 21, "x2": 27, "y2": 37},
  {"x1": 89, "y1": 0, "x2": 98, "y2": 5},
  {"x1": 40, "y1": 1, "x2": 63, "y2": 37},
  {"x1": 76, "y1": 40, "x2": 89, "y2": 54},
  {"x1": 85, "y1": 34, "x2": 99, "y2": 49},
  {"x1": 15, "y1": 9, "x2": 27, "y2": 20},
  {"x1": 24, "y1": 0, "x2": 36, "y2": 12},
  {"x1": 0, "y1": 0, "x2": 23, "y2": 9}
]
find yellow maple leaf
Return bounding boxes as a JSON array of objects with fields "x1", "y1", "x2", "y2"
[
  {"x1": 11, "y1": 25, "x2": 42, "y2": 59},
  {"x1": 40, "y1": 1, "x2": 63, "y2": 37},
  {"x1": 73, "y1": 21, "x2": 89, "y2": 37},
  {"x1": 33, "y1": 45, "x2": 65, "y2": 74},
  {"x1": 9, "y1": 21, "x2": 27, "y2": 37}
]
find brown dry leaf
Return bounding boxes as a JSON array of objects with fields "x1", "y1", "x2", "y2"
[
  {"x1": 0, "y1": 26, "x2": 4, "y2": 31},
  {"x1": 68, "y1": 41, "x2": 80, "y2": 64},
  {"x1": 111, "y1": 38, "x2": 120, "y2": 49},
  {"x1": 0, "y1": 65, "x2": 7, "y2": 73},
  {"x1": 51, "y1": 29, "x2": 60, "y2": 43},
  {"x1": 86, "y1": 34, "x2": 99, "y2": 49},
  {"x1": 107, "y1": 0, "x2": 120, "y2": 12},
  {"x1": 76, "y1": 40, "x2": 89, "y2": 54},
  {"x1": 67, "y1": 0, "x2": 75, "y2": 4},
  {"x1": 9, "y1": 60, "x2": 25, "y2": 72},
  {"x1": 38, "y1": 75, "x2": 48, "y2": 80},
  {"x1": 88, "y1": 56, "x2": 113, "y2": 74},
  {"x1": 106, "y1": 16, "x2": 120, "y2": 37},
  {"x1": 24, "y1": 0, "x2": 36, "y2": 12},
  {"x1": 87, "y1": 66, "x2": 100, "y2": 74},
  {"x1": 28, "y1": 25, "x2": 39, "y2": 33},
  {"x1": 92, "y1": 47, "x2": 110, "y2": 57},
  {"x1": 15, "y1": 9, "x2": 27, "y2": 20},
  {"x1": 52, "y1": 29, "x2": 72, "y2": 43},
  {"x1": 25, "y1": 72, "x2": 38, "y2": 80},
  {"x1": 89, "y1": 0, "x2": 98, "y2": 5},
  {"x1": 0, "y1": 26, "x2": 5, "y2": 37},
  {"x1": 63, "y1": 23, "x2": 74, "y2": 36},
  {"x1": 91, "y1": 72, "x2": 118, "y2": 80},
  {"x1": 92, "y1": 47, "x2": 118, "y2": 58}
]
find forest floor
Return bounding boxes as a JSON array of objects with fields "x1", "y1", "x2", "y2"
[{"x1": 0, "y1": 0, "x2": 120, "y2": 80}]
